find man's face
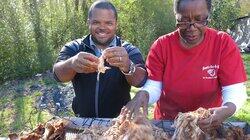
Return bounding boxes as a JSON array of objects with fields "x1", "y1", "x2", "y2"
[
  {"x1": 176, "y1": 0, "x2": 209, "y2": 47},
  {"x1": 88, "y1": 8, "x2": 117, "y2": 47}
]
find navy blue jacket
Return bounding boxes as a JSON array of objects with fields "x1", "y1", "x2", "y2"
[{"x1": 54, "y1": 35, "x2": 146, "y2": 118}]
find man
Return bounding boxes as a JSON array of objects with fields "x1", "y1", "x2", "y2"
[
  {"x1": 53, "y1": 0, "x2": 147, "y2": 118},
  {"x1": 124, "y1": 0, "x2": 247, "y2": 131}
]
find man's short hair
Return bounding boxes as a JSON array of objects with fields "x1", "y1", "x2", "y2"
[{"x1": 88, "y1": 0, "x2": 118, "y2": 20}]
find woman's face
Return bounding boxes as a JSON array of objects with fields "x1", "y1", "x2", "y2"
[{"x1": 176, "y1": 0, "x2": 209, "y2": 47}]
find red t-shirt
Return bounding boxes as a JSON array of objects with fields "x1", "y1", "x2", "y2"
[{"x1": 146, "y1": 27, "x2": 247, "y2": 120}]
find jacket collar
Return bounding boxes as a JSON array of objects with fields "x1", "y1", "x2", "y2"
[{"x1": 82, "y1": 34, "x2": 122, "y2": 49}]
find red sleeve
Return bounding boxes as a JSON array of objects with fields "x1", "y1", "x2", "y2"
[
  {"x1": 146, "y1": 37, "x2": 166, "y2": 81},
  {"x1": 218, "y1": 33, "x2": 247, "y2": 86}
]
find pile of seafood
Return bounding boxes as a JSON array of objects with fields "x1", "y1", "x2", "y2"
[
  {"x1": 74, "y1": 114, "x2": 170, "y2": 140},
  {"x1": 8, "y1": 108, "x2": 250, "y2": 140},
  {"x1": 172, "y1": 107, "x2": 212, "y2": 139},
  {"x1": 8, "y1": 119, "x2": 66, "y2": 140},
  {"x1": 172, "y1": 107, "x2": 250, "y2": 140},
  {"x1": 8, "y1": 114, "x2": 170, "y2": 140}
]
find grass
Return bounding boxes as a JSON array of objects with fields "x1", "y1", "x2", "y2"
[
  {"x1": 0, "y1": 54, "x2": 249, "y2": 137},
  {"x1": 231, "y1": 54, "x2": 250, "y2": 123},
  {"x1": 0, "y1": 91, "x2": 52, "y2": 136},
  {"x1": 0, "y1": 77, "x2": 54, "y2": 136}
]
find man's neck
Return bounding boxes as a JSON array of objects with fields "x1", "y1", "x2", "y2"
[
  {"x1": 90, "y1": 35, "x2": 116, "y2": 49},
  {"x1": 96, "y1": 45, "x2": 107, "y2": 50}
]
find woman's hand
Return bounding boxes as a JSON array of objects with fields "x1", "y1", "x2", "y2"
[
  {"x1": 198, "y1": 103, "x2": 236, "y2": 132},
  {"x1": 121, "y1": 90, "x2": 149, "y2": 118}
]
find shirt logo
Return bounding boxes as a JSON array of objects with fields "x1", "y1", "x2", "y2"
[
  {"x1": 207, "y1": 69, "x2": 216, "y2": 77},
  {"x1": 202, "y1": 65, "x2": 219, "y2": 79}
]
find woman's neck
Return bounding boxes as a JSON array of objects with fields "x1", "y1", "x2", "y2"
[{"x1": 180, "y1": 35, "x2": 204, "y2": 49}]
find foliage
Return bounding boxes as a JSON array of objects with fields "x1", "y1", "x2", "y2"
[
  {"x1": 0, "y1": 0, "x2": 37, "y2": 82},
  {"x1": 0, "y1": 0, "x2": 244, "y2": 83},
  {"x1": 114, "y1": 0, "x2": 175, "y2": 58},
  {"x1": 210, "y1": 0, "x2": 240, "y2": 31},
  {"x1": 0, "y1": 0, "x2": 91, "y2": 83},
  {"x1": 238, "y1": 0, "x2": 250, "y2": 16}
]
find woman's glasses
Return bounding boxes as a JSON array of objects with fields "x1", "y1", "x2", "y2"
[{"x1": 176, "y1": 17, "x2": 209, "y2": 29}]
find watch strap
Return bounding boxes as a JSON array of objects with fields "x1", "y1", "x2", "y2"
[{"x1": 121, "y1": 61, "x2": 136, "y2": 75}]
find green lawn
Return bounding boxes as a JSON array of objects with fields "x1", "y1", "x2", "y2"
[{"x1": 232, "y1": 54, "x2": 250, "y2": 123}]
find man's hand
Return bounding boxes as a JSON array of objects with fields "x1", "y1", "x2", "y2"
[
  {"x1": 71, "y1": 52, "x2": 99, "y2": 73},
  {"x1": 121, "y1": 90, "x2": 149, "y2": 119},
  {"x1": 198, "y1": 103, "x2": 236, "y2": 132},
  {"x1": 102, "y1": 47, "x2": 130, "y2": 72}
]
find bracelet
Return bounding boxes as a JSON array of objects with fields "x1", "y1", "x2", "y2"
[{"x1": 121, "y1": 61, "x2": 136, "y2": 75}]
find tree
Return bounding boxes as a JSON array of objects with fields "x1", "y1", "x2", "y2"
[
  {"x1": 210, "y1": 0, "x2": 240, "y2": 31},
  {"x1": 28, "y1": 0, "x2": 53, "y2": 71}
]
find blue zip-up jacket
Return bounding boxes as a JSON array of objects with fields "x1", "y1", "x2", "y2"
[{"x1": 54, "y1": 35, "x2": 146, "y2": 118}]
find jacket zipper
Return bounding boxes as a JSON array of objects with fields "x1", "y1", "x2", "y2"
[
  {"x1": 80, "y1": 41, "x2": 102, "y2": 118},
  {"x1": 95, "y1": 72, "x2": 100, "y2": 117},
  {"x1": 93, "y1": 38, "x2": 122, "y2": 118}
]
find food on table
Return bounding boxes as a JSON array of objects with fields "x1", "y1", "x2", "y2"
[{"x1": 8, "y1": 108, "x2": 250, "y2": 140}]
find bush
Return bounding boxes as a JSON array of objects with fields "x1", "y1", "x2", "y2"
[
  {"x1": 0, "y1": 0, "x2": 242, "y2": 83},
  {"x1": 0, "y1": 0, "x2": 90, "y2": 83},
  {"x1": 115, "y1": 0, "x2": 175, "y2": 58},
  {"x1": 210, "y1": 0, "x2": 240, "y2": 31}
]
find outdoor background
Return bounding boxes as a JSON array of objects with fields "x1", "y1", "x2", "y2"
[{"x1": 0, "y1": 0, "x2": 249, "y2": 136}]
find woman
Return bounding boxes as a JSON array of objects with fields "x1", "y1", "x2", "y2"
[{"x1": 125, "y1": 0, "x2": 247, "y2": 131}]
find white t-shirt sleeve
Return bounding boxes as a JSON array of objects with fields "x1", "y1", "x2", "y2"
[
  {"x1": 141, "y1": 79, "x2": 162, "y2": 104},
  {"x1": 222, "y1": 82, "x2": 247, "y2": 112},
  {"x1": 141, "y1": 80, "x2": 248, "y2": 111}
]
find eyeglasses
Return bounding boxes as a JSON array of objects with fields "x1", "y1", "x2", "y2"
[{"x1": 176, "y1": 18, "x2": 209, "y2": 29}]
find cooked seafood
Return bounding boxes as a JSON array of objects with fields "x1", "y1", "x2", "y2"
[
  {"x1": 8, "y1": 108, "x2": 250, "y2": 140},
  {"x1": 172, "y1": 107, "x2": 211, "y2": 140},
  {"x1": 98, "y1": 55, "x2": 110, "y2": 73},
  {"x1": 75, "y1": 113, "x2": 170, "y2": 140}
]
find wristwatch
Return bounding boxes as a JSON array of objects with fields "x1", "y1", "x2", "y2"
[{"x1": 122, "y1": 61, "x2": 136, "y2": 75}]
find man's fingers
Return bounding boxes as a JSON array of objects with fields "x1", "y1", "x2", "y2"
[
  {"x1": 73, "y1": 52, "x2": 99, "y2": 72},
  {"x1": 102, "y1": 47, "x2": 127, "y2": 60},
  {"x1": 74, "y1": 62, "x2": 97, "y2": 73},
  {"x1": 80, "y1": 58, "x2": 98, "y2": 68},
  {"x1": 82, "y1": 52, "x2": 99, "y2": 63}
]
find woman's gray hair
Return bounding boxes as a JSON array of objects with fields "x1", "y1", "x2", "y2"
[{"x1": 173, "y1": 0, "x2": 211, "y2": 13}]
